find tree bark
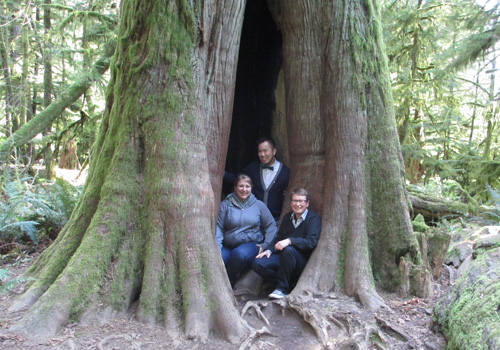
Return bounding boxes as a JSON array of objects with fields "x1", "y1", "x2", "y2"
[
  {"x1": 277, "y1": 0, "x2": 422, "y2": 308},
  {"x1": 10, "y1": 0, "x2": 247, "y2": 343}
]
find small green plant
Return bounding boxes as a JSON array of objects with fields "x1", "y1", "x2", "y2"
[
  {"x1": 0, "y1": 174, "x2": 81, "y2": 250},
  {"x1": 0, "y1": 267, "x2": 33, "y2": 293},
  {"x1": 0, "y1": 268, "x2": 13, "y2": 292}
]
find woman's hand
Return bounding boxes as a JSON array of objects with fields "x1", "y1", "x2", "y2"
[{"x1": 256, "y1": 250, "x2": 271, "y2": 259}]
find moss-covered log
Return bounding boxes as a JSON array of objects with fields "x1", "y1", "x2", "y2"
[
  {"x1": 435, "y1": 235, "x2": 500, "y2": 349},
  {"x1": 408, "y1": 190, "x2": 473, "y2": 221},
  {"x1": 0, "y1": 42, "x2": 115, "y2": 160}
]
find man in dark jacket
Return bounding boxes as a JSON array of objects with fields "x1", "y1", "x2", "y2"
[
  {"x1": 252, "y1": 188, "x2": 321, "y2": 299},
  {"x1": 225, "y1": 137, "x2": 290, "y2": 220}
]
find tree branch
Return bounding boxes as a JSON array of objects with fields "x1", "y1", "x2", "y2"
[{"x1": 0, "y1": 42, "x2": 115, "y2": 161}]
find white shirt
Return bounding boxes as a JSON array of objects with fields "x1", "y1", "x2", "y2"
[
  {"x1": 262, "y1": 160, "x2": 281, "y2": 189},
  {"x1": 291, "y1": 209, "x2": 308, "y2": 228}
]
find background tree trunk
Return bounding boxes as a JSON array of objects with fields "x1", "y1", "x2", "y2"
[
  {"x1": 43, "y1": 0, "x2": 54, "y2": 179},
  {"x1": 0, "y1": 12, "x2": 14, "y2": 135}
]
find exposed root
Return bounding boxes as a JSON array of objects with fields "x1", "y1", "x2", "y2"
[
  {"x1": 357, "y1": 287, "x2": 387, "y2": 312},
  {"x1": 238, "y1": 326, "x2": 273, "y2": 350},
  {"x1": 8, "y1": 287, "x2": 45, "y2": 313},
  {"x1": 374, "y1": 315, "x2": 411, "y2": 342},
  {"x1": 327, "y1": 313, "x2": 349, "y2": 333},
  {"x1": 238, "y1": 292, "x2": 424, "y2": 349},
  {"x1": 287, "y1": 295, "x2": 333, "y2": 348},
  {"x1": 241, "y1": 301, "x2": 271, "y2": 327},
  {"x1": 365, "y1": 325, "x2": 388, "y2": 345}
]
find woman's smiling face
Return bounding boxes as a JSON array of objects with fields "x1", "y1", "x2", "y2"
[{"x1": 235, "y1": 179, "x2": 252, "y2": 202}]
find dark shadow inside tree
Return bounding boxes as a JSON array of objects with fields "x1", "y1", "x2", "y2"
[{"x1": 226, "y1": 0, "x2": 282, "y2": 174}]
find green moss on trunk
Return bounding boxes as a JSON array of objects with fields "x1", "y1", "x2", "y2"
[{"x1": 12, "y1": 0, "x2": 247, "y2": 343}]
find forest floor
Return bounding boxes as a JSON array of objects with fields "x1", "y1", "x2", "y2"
[
  {"x1": 0, "y1": 254, "x2": 449, "y2": 350},
  {"x1": 0, "y1": 169, "x2": 448, "y2": 349}
]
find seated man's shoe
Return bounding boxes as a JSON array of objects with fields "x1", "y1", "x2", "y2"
[{"x1": 268, "y1": 289, "x2": 287, "y2": 299}]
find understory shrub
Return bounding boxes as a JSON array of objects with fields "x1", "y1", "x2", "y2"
[{"x1": 0, "y1": 174, "x2": 81, "y2": 252}]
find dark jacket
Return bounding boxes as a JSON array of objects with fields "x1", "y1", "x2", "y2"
[
  {"x1": 272, "y1": 210, "x2": 321, "y2": 256},
  {"x1": 242, "y1": 161, "x2": 290, "y2": 219}
]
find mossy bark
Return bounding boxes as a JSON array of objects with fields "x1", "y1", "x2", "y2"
[
  {"x1": 11, "y1": 0, "x2": 247, "y2": 343},
  {"x1": 277, "y1": 0, "x2": 426, "y2": 307}
]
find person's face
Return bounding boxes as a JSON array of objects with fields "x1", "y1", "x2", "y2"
[
  {"x1": 235, "y1": 179, "x2": 252, "y2": 202},
  {"x1": 258, "y1": 141, "x2": 277, "y2": 166},
  {"x1": 291, "y1": 194, "x2": 309, "y2": 217}
]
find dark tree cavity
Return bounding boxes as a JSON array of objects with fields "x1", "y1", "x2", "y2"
[{"x1": 226, "y1": 0, "x2": 283, "y2": 173}]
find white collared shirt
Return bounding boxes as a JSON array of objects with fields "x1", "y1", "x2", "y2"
[
  {"x1": 291, "y1": 209, "x2": 308, "y2": 228},
  {"x1": 262, "y1": 160, "x2": 281, "y2": 189}
]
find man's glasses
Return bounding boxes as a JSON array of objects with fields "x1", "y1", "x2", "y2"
[{"x1": 291, "y1": 199, "x2": 307, "y2": 204}]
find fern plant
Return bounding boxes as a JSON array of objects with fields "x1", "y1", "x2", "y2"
[
  {"x1": 0, "y1": 175, "x2": 81, "y2": 249},
  {"x1": 0, "y1": 268, "x2": 33, "y2": 293}
]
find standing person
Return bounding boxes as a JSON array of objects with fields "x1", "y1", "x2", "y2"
[
  {"x1": 225, "y1": 137, "x2": 290, "y2": 220},
  {"x1": 252, "y1": 188, "x2": 321, "y2": 299},
  {"x1": 216, "y1": 174, "x2": 278, "y2": 287}
]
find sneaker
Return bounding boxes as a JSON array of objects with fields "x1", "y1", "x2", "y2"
[{"x1": 268, "y1": 289, "x2": 287, "y2": 299}]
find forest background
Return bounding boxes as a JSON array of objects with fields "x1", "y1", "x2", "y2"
[
  {"x1": 0, "y1": 0, "x2": 499, "y2": 347},
  {"x1": 0, "y1": 0, "x2": 499, "y2": 243}
]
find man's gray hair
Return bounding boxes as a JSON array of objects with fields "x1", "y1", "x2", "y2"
[{"x1": 291, "y1": 188, "x2": 309, "y2": 201}]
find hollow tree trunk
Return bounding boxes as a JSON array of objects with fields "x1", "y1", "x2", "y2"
[
  {"x1": 11, "y1": 0, "x2": 428, "y2": 343},
  {"x1": 10, "y1": 0, "x2": 247, "y2": 343}
]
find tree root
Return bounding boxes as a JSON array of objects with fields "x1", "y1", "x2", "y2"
[
  {"x1": 374, "y1": 315, "x2": 410, "y2": 342},
  {"x1": 241, "y1": 300, "x2": 271, "y2": 327},
  {"x1": 238, "y1": 326, "x2": 273, "y2": 350},
  {"x1": 286, "y1": 295, "x2": 333, "y2": 348},
  {"x1": 239, "y1": 292, "x2": 420, "y2": 349}
]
